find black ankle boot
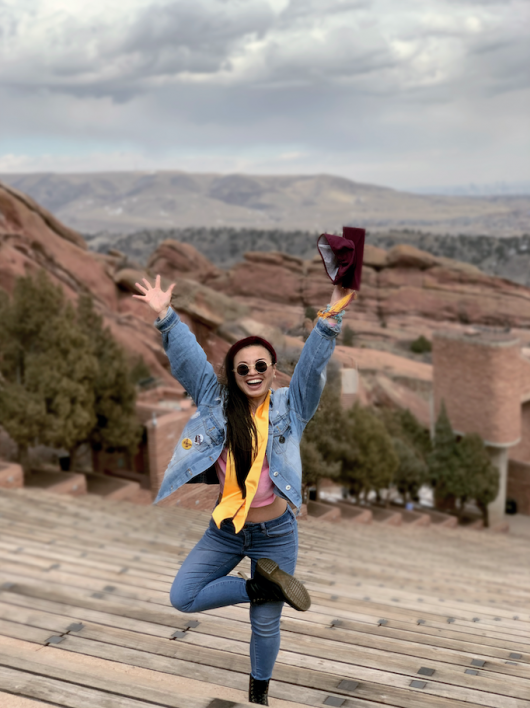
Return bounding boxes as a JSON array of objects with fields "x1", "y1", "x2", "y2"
[
  {"x1": 246, "y1": 558, "x2": 311, "y2": 612},
  {"x1": 249, "y1": 674, "x2": 269, "y2": 705},
  {"x1": 246, "y1": 573, "x2": 284, "y2": 606}
]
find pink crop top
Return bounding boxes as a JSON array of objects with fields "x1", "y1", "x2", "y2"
[{"x1": 215, "y1": 448, "x2": 276, "y2": 508}]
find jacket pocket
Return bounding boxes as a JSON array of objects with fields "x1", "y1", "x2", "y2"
[{"x1": 272, "y1": 415, "x2": 291, "y2": 455}]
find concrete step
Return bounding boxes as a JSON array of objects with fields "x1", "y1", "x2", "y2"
[
  {"x1": 83, "y1": 473, "x2": 140, "y2": 501},
  {"x1": 0, "y1": 462, "x2": 23, "y2": 490},
  {"x1": 414, "y1": 507, "x2": 458, "y2": 528},
  {"x1": 307, "y1": 500, "x2": 341, "y2": 522},
  {"x1": 330, "y1": 501, "x2": 373, "y2": 523},
  {"x1": 23, "y1": 470, "x2": 87, "y2": 496},
  {"x1": 367, "y1": 506, "x2": 402, "y2": 525}
]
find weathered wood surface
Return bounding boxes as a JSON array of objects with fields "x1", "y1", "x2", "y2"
[{"x1": 0, "y1": 487, "x2": 529, "y2": 708}]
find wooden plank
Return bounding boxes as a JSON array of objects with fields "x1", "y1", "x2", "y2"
[
  {"x1": 302, "y1": 601, "x2": 530, "y2": 648},
  {"x1": 0, "y1": 549, "x2": 170, "y2": 593},
  {"x1": 0, "y1": 618, "x2": 51, "y2": 645},
  {"x1": 0, "y1": 636, "x2": 321, "y2": 708},
  {"x1": 0, "y1": 592, "x2": 198, "y2": 640},
  {"x1": 6, "y1": 569, "x2": 529, "y2": 672},
  {"x1": 0, "y1": 665, "x2": 204, "y2": 708},
  {"x1": 281, "y1": 616, "x2": 530, "y2": 675},
  {"x1": 305, "y1": 582, "x2": 530, "y2": 623},
  {"x1": 1, "y1": 631, "x2": 368, "y2": 708},
  {"x1": 3, "y1": 588, "x2": 527, "y2": 690},
  {"x1": 46, "y1": 612, "x2": 530, "y2": 708},
  {"x1": 0, "y1": 533, "x2": 176, "y2": 576},
  {"x1": 0, "y1": 577, "x2": 188, "y2": 630},
  {"x1": 2, "y1": 487, "x2": 530, "y2": 708},
  {"x1": 0, "y1": 653, "x2": 252, "y2": 708},
  {"x1": 54, "y1": 632, "x2": 518, "y2": 708},
  {"x1": 0, "y1": 690, "x2": 55, "y2": 708},
  {"x1": 7, "y1": 589, "x2": 528, "y2": 694},
  {"x1": 0, "y1": 537, "x2": 176, "y2": 578},
  {"x1": 306, "y1": 585, "x2": 530, "y2": 630}
]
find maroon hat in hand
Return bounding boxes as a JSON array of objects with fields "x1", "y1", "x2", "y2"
[{"x1": 317, "y1": 226, "x2": 366, "y2": 290}]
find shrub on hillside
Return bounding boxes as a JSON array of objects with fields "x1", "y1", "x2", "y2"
[
  {"x1": 342, "y1": 325, "x2": 356, "y2": 347},
  {"x1": 410, "y1": 335, "x2": 432, "y2": 354},
  {"x1": 304, "y1": 306, "x2": 317, "y2": 321}
]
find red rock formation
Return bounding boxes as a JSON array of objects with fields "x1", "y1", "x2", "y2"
[
  {"x1": 5, "y1": 181, "x2": 530, "y2": 431},
  {"x1": 0, "y1": 183, "x2": 243, "y2": 386},
  {"x1": 147, "y1": 239, "x2": 221, "y2": 283},
  {"x1": 195, "y1": 242, "x2": 530, "y2": 330}
]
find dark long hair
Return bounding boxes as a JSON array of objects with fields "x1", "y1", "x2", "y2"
[{"x1": 220, "y1": 336, "x2": 277, "y2": 498}]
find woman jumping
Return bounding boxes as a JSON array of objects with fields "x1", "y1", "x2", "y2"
[{"x1": 134, "y1": 273, "x2": 353, "y2": 705}]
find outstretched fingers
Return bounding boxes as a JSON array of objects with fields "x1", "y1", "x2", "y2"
[{"x1": 131, "y1": 275, "x2": 174, "y2": 307}]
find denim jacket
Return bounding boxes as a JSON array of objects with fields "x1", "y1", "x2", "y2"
[{"x1": 153, "y1": 307, "x2": 340, "y2": 510}]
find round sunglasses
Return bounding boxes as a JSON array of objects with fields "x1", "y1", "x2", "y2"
[{"x1": 234, "y1": 360, "x2": 272, "y2": 377}]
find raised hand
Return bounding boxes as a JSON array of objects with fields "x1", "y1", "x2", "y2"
[{"x1": 133, "y1": 275, "x2": 175, "y2": 319}]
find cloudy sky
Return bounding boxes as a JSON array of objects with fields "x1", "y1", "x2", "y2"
[{"x1": 1, "y1": 0, "x2": 529, "y2": 190}]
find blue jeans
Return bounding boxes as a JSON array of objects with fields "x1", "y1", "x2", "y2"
[{"x1": 169, "y1": 507, "x2": 298, "y2": 681}]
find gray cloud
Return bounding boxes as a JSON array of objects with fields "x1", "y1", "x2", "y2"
[
  {"x1": 119, "y1": 0, "x2": 274, "y2": 73},
  {"x1": 0, "y1": 0, "x2": 275, "y2": 96},
  {"x1": 0, "y1": 0, "x2": 528, "y2": 188}
]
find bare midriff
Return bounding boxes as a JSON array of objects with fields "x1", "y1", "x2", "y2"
[
  {"x1": 215, "y1": 492, "x2": 288, "y2": 523},
  {"x1": 246, "y1": 495, "x2": 288, "y2": 522}
]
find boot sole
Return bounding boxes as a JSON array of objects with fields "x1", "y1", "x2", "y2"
[{"x1": 256, "y1": 558, "x2": 311, "y2": 612}]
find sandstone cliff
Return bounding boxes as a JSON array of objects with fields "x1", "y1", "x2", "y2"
[
  {"x1": 0, "y1": 183, "x2": 247, "y2": 387},
  {"x1": 4, "y1": 182, "x2": 530, "y2": 429},
  {"x1": 150, "y1": 239, "x2": 530, "y2": 332}
]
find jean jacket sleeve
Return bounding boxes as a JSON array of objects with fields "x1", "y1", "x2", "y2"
[
  {"x1": 288, "y1": 317, "x2": 340, "y2": 426},
  {"x1": 154, "y1": 308, "x2": 219, "y2": 405}
]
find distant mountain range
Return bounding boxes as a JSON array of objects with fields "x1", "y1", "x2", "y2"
[
  {"x1": 411, "y1": 181, "x2": 530, "y2": 197},
  {"x1": 1, "y1": 171, "x2": 529, "y2": 237}
]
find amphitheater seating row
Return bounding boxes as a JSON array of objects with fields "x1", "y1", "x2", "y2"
[{"x1": 0, "y1": 488, "x2": 528, "y2": 708}]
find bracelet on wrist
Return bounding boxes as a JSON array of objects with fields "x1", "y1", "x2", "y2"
[{"x1": 318, "y1": 304, "x2": 345, "y2": 324}]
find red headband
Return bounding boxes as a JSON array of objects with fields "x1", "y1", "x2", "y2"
[{"x1": 227, "y1": 336, "x2": 277, "y2": 365}]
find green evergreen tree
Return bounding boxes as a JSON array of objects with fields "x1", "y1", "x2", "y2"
[
  {"x1": 0, "y1": 274, "x2": 142, "y2": 472},
  {"x1": 300, "y1": 384, "x2": 344, "y2": 499},
  {"x1": 392, "y1": 437, "x2": 428, "y2": 503},
  {"x1": 457, "y1": 433, "x2": 499, "y2": 527},
  {"x1": 428, "y1": 402, "x2": 461, "y2": 508},
  {"x1": 428, "y1": 405, "x2": 499, "y2": 525},
  {"x1": 398, "y1": 409, "x2": 432, "y2": 461},
  {"x1": 0, "y1": 273, "x2": 97, "y2": 469},
  {"x1": 300, "y1": 439, "x2": 341, "y2": 500},
  {"x1": 344, "y1": 403, "x2": 398, "y2": 503},
  {"x1": 75, "y1": 295, "x2": 141, "y2": 459},
  {"x1": 377, "y1": 408, "x2": 431, "y2": 503},
  {"x1": 378, "y1": 407, "x2": 432, "y2": 461}
]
